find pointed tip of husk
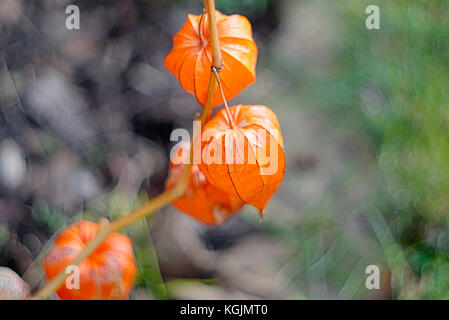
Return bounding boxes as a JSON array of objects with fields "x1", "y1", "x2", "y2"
[{"x1": 257, "y1": 207, "x2": 266, "y2": 221}]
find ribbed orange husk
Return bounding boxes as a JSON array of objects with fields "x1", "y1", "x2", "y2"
[
  {"x1": 165, "y1": 143, "x2": 243, "y2": 225},
  {"x1": 165, "y1": 10, "x2": 257, "y2": 107},
  {"x1": 42, "y1": 220, "x2": 136, "y2": 300},
  {"x1": 197, "y1": 105, "x2": 285, "y2": 214}
]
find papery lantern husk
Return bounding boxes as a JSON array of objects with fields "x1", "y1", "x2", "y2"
[
  {"x1": 165, "y1": 143, "x2": 243, "y2": 225},
  {"x1": 165, "y1": 10, "x2": 257, "y2": 107},
  {"x1": 197, "y1": 104, "x2": 285, "y2": 213},
  {"x1": 42, "y1": 220, "x2": 136, "y2": 300}
]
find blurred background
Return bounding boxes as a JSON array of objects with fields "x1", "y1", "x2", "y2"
[{"x1": 0, "y1": 0, "x2": 448, "y2": 299}]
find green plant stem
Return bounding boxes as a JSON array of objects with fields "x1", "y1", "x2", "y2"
[{"x1": 30, "y1": 0, "x2": 222, "y2": 300}]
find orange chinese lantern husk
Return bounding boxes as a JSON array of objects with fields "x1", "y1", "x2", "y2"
[
  {"x1": 165, "y1": 10, "x2": 257, "y2": 107},
  {"x1": 165, "y1": 143, "x2": 243, "y2": 225},
  {"x1": 198, "y1": 104, "x2": 285, "y2": 213},
  {"x1": 42, "y1": 220, "x2": 136, "y2": 300}
]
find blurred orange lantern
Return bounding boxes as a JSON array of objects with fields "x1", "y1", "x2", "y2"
[
  {"x1": 165, "y1": 10, "x2": 257, "y2": 107},
  {"x1": 198, "y1": 104, "x2": 285, "y2": 213},
  {"x1": 165, "y1": 143, "x2": 243, "y2": 224},
  {"x1": 42, "y1": 220, "x2": 136, "y2": 300}
]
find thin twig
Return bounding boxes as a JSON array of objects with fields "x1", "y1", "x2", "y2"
[{"x1": 212, "y1": 66, "x2": 236, "y2": 129}]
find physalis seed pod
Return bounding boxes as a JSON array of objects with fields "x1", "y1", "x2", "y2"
[
  {"x1": 42, "y1": 220, "x2": 136, "y2": 300},
  {"x1": 198, "y1": 104, "x2": 285, "y2": 214},
  {"x1": 165, "y1": 10, "x2": 257, "y2": 107},
  {"x1": 166, "y1": 143, "x2": 243, "y2": 224}
]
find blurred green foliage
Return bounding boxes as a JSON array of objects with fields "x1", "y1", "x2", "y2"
[
  {"x1": 324, "y1": 0, "x2": 449, "y2": 222},
  {"x1": 32, "y1": 204, "x2": 66, "y2": 234},
  {"x1": 286, "y1": 0, "x2": 449, "y2": 298}
]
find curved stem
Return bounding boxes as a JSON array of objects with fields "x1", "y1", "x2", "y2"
[
  {"x1": 31, "y1": 0, "x2": 223, "y2": 301},
  {"x1": 204, "y1": 0, "x2": 222, "y2": 69},
  {"x1": 200, "y1": 0, "x2": 223, "y2": 122}
]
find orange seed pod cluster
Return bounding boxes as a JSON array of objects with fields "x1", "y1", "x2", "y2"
[
  {"x1": 38, "y1": 3, "x2": 283, "y2": 301},
  {"x1": 165, "y1": 9, "x2": 285, "y2": 221}
]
